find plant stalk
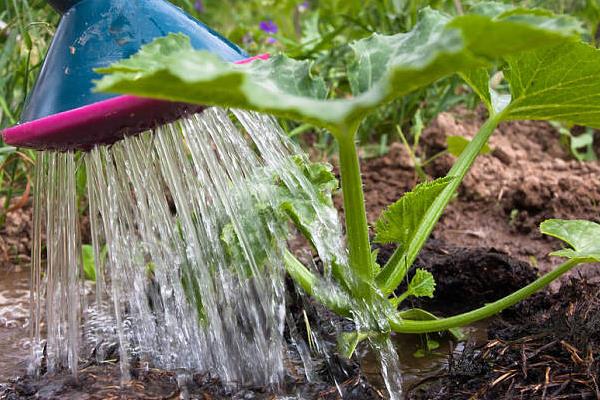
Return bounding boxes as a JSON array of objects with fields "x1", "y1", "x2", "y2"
[
  {"x1": 284, "y1": 250, "x2": 352, "y2": 317},
  {"x1": 377, "y1": 113, "x2": 503, "y2": 294},
  {"x1": 337, "y1": 128, "x2": 373, "y2": 299},
  {"x1": 390, "y1": 258, "x2": 580, "y2": 333}
]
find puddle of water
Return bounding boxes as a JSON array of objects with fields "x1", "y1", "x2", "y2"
[
  {"x1": 0, "y1": 267, "x2": 31, "y2": 382},
  {"x1": 361, "y1": 321, "x2": 489, "y2": 392}
]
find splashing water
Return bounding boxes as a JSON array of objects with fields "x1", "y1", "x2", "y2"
[{"x1": 28, "y1": 108, "x2": 403, "y2": 395}]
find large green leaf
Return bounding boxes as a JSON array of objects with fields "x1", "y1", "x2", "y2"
[
  {"x1": 449, "y1": 5, "x2": 583, "y2": 60},
  {"x1": 540, "y1": 219, "x2": 600, "y2": 262},
  {"x1": 95, "y1": 5, "x2": 580, "y2": 135},
  {"x1": 502, "y1": 42, "x2": 600, "y2": 128}
]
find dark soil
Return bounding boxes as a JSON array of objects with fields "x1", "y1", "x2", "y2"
[
  {"x1": 407, "y1": 278, "x2": 600, "y2": 399},
  {"x1": 377, "y1": 240, "x2": 538, "y2": 315}
]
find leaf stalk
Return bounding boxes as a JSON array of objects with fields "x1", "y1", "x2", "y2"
[
  {"x1": 337, "y1": 125, "x2": 374, "y2": 299},
  {"x1": 389, "y1": 258, "x2": 581, "y2": 333},
  {"x1": 377, "y1": 112, "x2": 504, "y2": 294}
]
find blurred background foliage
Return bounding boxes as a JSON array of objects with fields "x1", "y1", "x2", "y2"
[{"x1": 0, "y1": 0, "x2": 599, "y2": 216}]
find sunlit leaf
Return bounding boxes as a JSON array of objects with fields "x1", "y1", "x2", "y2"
[
  {"x1": 374, "y1": 177, "x2": 454, "y2": 245},
  {"x1": 95, "y1": 4, "x2": 580, "y2": 134},
  {"x1": 540, "y1": 219, "x2": 600, "y2": 262},
  {"x1": 447, "y1": 135, "x2": 491, "y2": 157},
  {"x1": 407, "y1": 269, "x2": 436, "y2": 298},
  {"x1": 503, "y1": 42, "x2": 600, "y2": 128},
  {"x1": 390, "y1": 268, "x2": 436, "y2": 307},
  {"x1": 81, "y1": 244, "x2": 96, "y2": 282}
]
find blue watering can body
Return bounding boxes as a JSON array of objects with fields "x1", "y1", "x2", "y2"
[{"x1": 22, "y1": 0, "x2": 248, "y2": 122}]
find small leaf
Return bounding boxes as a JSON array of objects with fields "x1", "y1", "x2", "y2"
[
  {"x1": 375, "y1": 177, "x2": 454, "y2": 245},
  {"x1": 460, "y1": 68, "x2": 512, "y2": 115},
  {"x1": 81, "y1": 245, "x2": 96, "y2": 282},
  {"x1": 540, "y1": 219, "x2": 600, "y2": 262},
  {"x1": 407, "y1": 269, "x2": 436, "y2": 298},
  {"x1": 460, "y1": 68, "x2": 495, "y2": 112},
  {"x1": 390, "y1": 269, "x2": 436, "y2": 307},
  {"x1": 413, "y1": 337, "x2": 440, "y2": 358},
  {"x1": 277, "y1": 156, "x2": 338, "y2": 251},
  {"x1": 447, "y1": 135, "x2": 491, "y2": 157}
]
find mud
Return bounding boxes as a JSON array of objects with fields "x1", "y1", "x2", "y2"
[
  {"x1": 407, "y1": 278, "x2": 600, "y2": 399},
  {"x1": 1, "y1": 243, "x2": 533, "y2": 400}
]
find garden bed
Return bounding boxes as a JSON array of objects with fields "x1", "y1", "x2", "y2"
[{"x1": 1, "y1": 115, "x2": 599, "y2": 399}]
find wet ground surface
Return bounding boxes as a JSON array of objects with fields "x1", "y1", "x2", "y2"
[
  {"x1": 407, "y1": 278, "x2": 600, "y2": 399},
  {"x1": 0, "y1": 267, "x2": 30, "y2": 382},
  {"x1": 1, "y1": 113, "x2": 599, "y2": 398}
]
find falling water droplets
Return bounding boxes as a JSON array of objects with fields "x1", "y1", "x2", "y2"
[{"x1": 29, "y1": 107, "x2": 403, "y2": 397}]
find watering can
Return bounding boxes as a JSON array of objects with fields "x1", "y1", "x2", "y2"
[{"x1": 3, "y1": 0, "x2": 252, "y2": 150}]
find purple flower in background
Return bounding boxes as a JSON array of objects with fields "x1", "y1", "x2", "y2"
[
  {"x1": 298, "y1": 1, "x2": 310, "y2": 12},
  {"x1": 194, "y1": 0, "x2": 204, "y2": 13},
  {"x1": 259, "y1": 20, "x2": 278, "y2": 45},
  {"x1": 259, "y1": 20, "x2": 278, "y2": 35}
]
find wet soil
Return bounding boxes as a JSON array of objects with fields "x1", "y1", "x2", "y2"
[
  {"x1": 1, "y1": 110, "x2": 599, "y2": 398},
  {"x1": 0, "y1": 243, "x2": 543, "y2": 400},
  {"x1": 407, "y1": 278, "x2": 600, "y2": 400}
]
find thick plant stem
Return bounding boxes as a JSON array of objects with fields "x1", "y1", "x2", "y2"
[
  {"x1": 377, "y1": 114, "x2": 503, "y2": 294},
  {"x1": 390, "y1": 258, "x2": 580, "y2": 333},
  {"x1": 337, "y1": 130, "x2": 373, "y2": 299}
]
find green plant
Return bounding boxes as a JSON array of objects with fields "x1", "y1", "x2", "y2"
[
  {"x1": 553, "y1": 121, "x2": 598, "y2": 161},
  {"x1": 95, "y1": 3, "x2": 600, "y2": 355}
]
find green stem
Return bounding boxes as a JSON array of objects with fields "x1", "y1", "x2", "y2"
[
  {"x1": 288, "y1": 123, "x2": 315, "y2": 138},
  {"x1": 337, "y1": 129, "x2": 373, "y2": 299},
  {"x1": 377, "y1": 113, "x2": 503, "y2": 294},
  {"x1": 390, "y1": 258, "x2": 580, "y2": 333},
  {"x1": 283, "y1": 250, "x2": 352, "y2": 317}
]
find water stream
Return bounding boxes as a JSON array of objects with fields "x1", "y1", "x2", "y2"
[{"x1": 23, "y1": 108, "x2": 408, "y2": 396}]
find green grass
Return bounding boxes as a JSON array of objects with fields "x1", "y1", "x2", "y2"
[{"x1": 0, "y1": 0, "x2": 56, "y2": 220}]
